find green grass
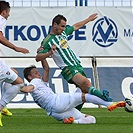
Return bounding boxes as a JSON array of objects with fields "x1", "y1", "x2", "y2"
[{"x1": 0, "y1": 108, "x2": 133, "y2": 133}]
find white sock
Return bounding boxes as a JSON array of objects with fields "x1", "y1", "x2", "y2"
[
  {"x1": 85, "y1": 93, "x2": 112, "y2": 107},
  {"x1": 1, "y1": 82, "x2": 12, "y2": 97},
  {"x1": 0, "y1": 104, "x2": 4, "y2": 112},
  {"x1": 0, "y1": 84, "x2": 22, "y2": 110}
]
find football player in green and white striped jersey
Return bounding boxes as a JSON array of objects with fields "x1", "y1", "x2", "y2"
[{"x1": 36, "y1": 14, "x2": 113, "y2": 111}]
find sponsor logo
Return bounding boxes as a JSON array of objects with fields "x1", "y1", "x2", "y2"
[
  {"x1": 6, "y1": 71, "x2": 10, "y2": 75},
  {"x1": 60, "y1": 39, "x2": 68, "y2": 49},
  {"x1": 92, "y1": 16, "x2": 118, "y2": 47},
  {"x1": 5, "y1": 25, "x2": 86, "y2": 41}
]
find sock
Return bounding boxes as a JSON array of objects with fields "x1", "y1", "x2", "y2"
[
  {"x1": 1, "y1": 82, "x2": 12, "y2": 98},
  {"x1": 0, "y1": 84, "x2": 23, "y2": 108},
  {"x1": 88, "y1": 86, "x2": 105, "y2": 100},
  {"x1": 0, "y1": 104, "x2": 4, "y2": 112},
  {"x1": 85, "y1": 93, "x2": 112, "y2": 107}
]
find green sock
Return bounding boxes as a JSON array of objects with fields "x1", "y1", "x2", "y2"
[{"x1": 88, "y1": 86, "x2": 103, "y2": 99}]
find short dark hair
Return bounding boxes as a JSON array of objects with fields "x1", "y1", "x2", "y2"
[
  {"x1": 23, "y1": 65, "x2": 36, "y2": 82},
  {"x1": 0, "y1": 1, "x2": 10, "y2": 14},
  {"x1": 52, "y1": 14, "x2": 67, "y2": 26}
]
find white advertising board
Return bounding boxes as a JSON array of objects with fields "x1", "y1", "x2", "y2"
[{"x1": 1, "y1": 7, "x2": 132, "y2": 57}]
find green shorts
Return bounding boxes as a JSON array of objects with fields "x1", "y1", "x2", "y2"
[{"x1": 61, "y1": 65, "x2": 87, "y2": 84}]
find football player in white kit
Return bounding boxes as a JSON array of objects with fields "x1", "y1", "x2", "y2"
[
  {"x1": 0, "y1": 1, "x2": 29, "y2": 126},
  {"x1": 21, "y1": 59, "x2": 126, "y2": 124}
]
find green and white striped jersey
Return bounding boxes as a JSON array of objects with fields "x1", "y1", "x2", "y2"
[{"x1": 39, "y1": 26, "x2": 81, "y2": 69}]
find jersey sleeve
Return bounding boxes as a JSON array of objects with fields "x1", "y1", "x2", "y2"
[
  {"x1": 0, "y1": 23, "x2": 2, "y2": 32},
  {"x1": 0, "y1": 17, "x2": 6, "y2": 34},
  {"x1": 64, "y1": 26, "x2": 74, "y2": 36},
  {"x1": 0, "y1": 21, "x2": 4, "y2": 34},
  {"x1": 29, "y1": 79, "x2": 38, "y2": 88},
  {"x1": 37, "y1": 39, "x2": 51, "y2": 54}
]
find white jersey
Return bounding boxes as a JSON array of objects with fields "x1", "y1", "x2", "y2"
[
  {"x1": 0, "y1": 15, "x2": 17, "y2": 84},
  {"x1": 0, "y1": 15, "x2": 6, "y2": 35},
  {"x1": 0, "y1": 15, "x2": 7, "y2": 67},
  {"x1": 0, "y1": 16, "x2": 18, "y2": 83},
  {"x1": 29, "y1": 78, "x2": 83, "y2": 120},
  {"x1": 29, "y1": 78, "x2": 56, "y2": 115},
  {"x1": 0, "y1": 60, "x2": 17, "y2": 83},
  {"x1": 0, "y1": 58, "x2": 6, "y2": 69},
  {"x1": 0, "y1": 15, "x2": 6, "y2": 54}
]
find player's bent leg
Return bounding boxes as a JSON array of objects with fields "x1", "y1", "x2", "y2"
[
  {"x1": 88, "y1": 87, "x2": 113, "y2": 102},
  {"x1": 63, "y1": 114, "x2": 96, "y2": 124},
  {"x1": 51, "y1": 108, "x2": 83, "y2": 123},
  {"x1": 58, "y1": 107, "x2": 96, "y2": 124},
  {"x1": 72, "y1": 88, "x2": 84, "y2": 111},
  {"x1": 74, "y1": 114, "x2": 96, "y2": 124},
  {"x1": 0, "y1": 84, "x2": 24, "y2": 108}
]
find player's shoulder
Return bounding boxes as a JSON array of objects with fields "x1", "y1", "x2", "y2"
[
  {"x1": 31, "y1": 78, "x2": 41, "y2": 82},
  {"x1": 64, "y1": 26, "x2": 74, "y2": 35},
  {"x1": 0, "y1": 16, "x2": 6, "y2": 24},
  {"x1": 42, "y1": 34, "x2": 53, "y2": 45}
]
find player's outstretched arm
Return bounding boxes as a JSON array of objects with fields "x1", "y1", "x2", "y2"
[
  {"x1": 73, "y1": 13, "x2": 98, "y2": 31},
  {"x1": 0, "y1": 32, "x2": 29, "y2": 54},
  {"x1": 21, "y1": 85, "x2": 34, "y2": 93},
  {"x1": 36, "y1": 45, "x2": 56, "y2": 62},
  {"x1": 41, "y1": 59, "x2": 50, "y2": 82},
  {"x1": 36, "y1": 53, "x2": 51, "y2": 62}
]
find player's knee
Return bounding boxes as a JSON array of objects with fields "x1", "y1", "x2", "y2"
[{"x1": 82, "y1": 80, "x2": 92, "y2": 92}]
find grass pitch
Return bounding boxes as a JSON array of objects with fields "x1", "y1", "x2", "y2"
[{"x1": 0, "y1": 108, "x2": 132, "y2": 133}]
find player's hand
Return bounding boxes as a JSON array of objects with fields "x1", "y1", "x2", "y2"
[
  {"x1": 37, "y1": 46, "x2": 44, "y2": 53},
  {"x1": 14, "y1": 47, "x2": 29, "y2": 54},
  {"x1": 88, "y1": 13, "x2": 98, "y2": 22},
  {"x1": 48, "y1": 45, "x2": 56, "y2": 56},
  {"x1": 50, "y1": 45, "x2": 56, "y2": 55}
]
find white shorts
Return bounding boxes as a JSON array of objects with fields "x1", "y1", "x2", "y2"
[
  {"x1": 0, "y1": 59, "x2": 18, "y2": 84},
  {"x1": 51, "y1": 108, "x2": 84, "y2": 121},
  {"x1": 47, "y1": 92, "x2": 83, "y2": 120}
]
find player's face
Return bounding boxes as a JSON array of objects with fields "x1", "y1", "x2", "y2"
[
  {"x1": 30, "y1": 68, "x2": 41, "y2": 79},
  {"x1": 3, "y1": 8, "x2": 10, "y2": 20},
  {"x1": 54, "y1": 19, "x2": 66, "y2": 35}
]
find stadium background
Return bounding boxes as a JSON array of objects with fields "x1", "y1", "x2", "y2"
[{"x1": 0, "y1": 0, "x2": 133, "y2": 108}]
